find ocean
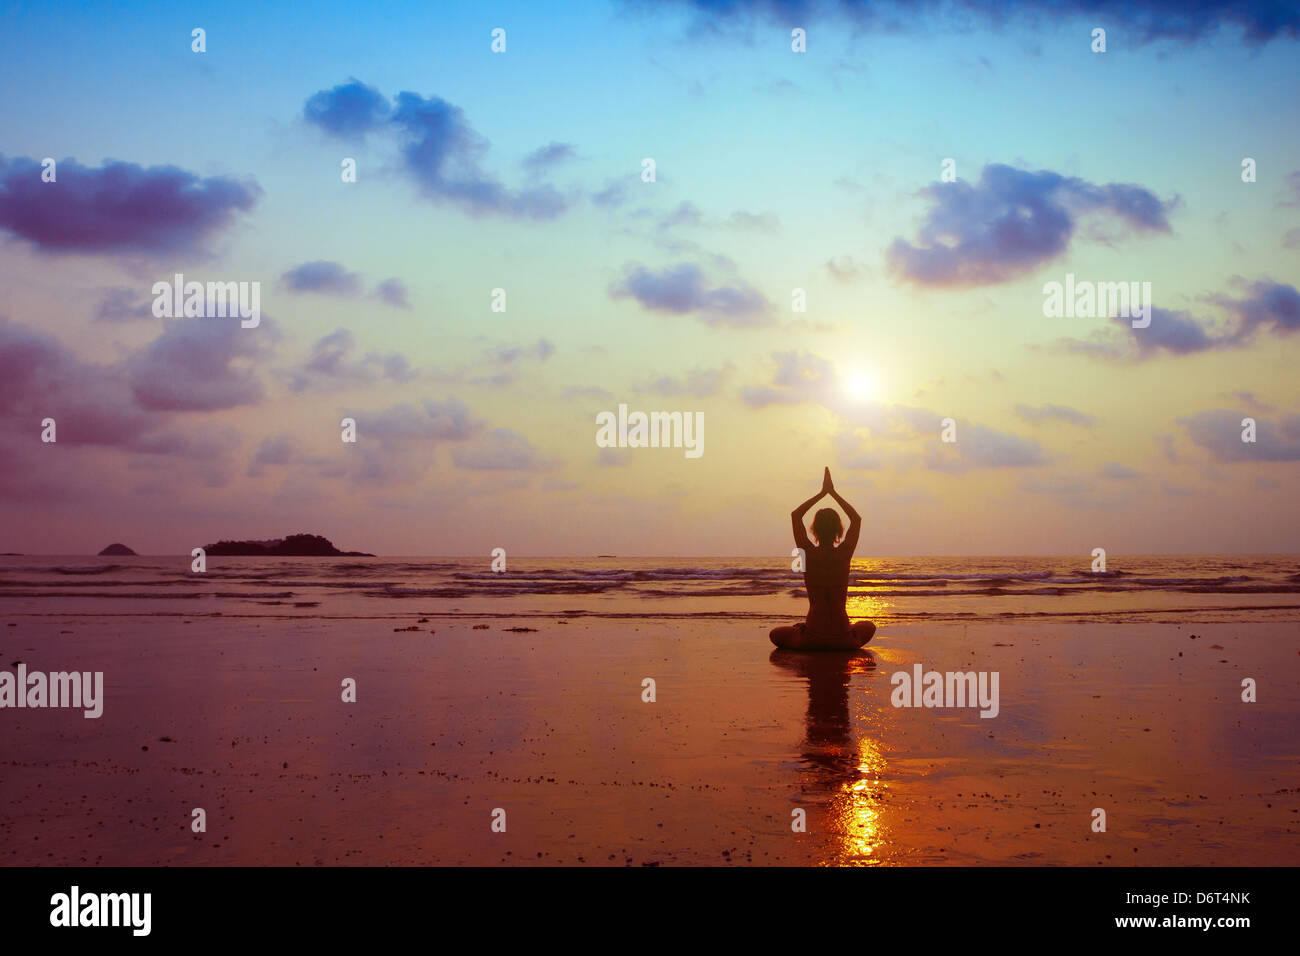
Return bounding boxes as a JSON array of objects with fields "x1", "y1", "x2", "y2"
[{"x1": 2, "y1": 554, "x2": 1298, "y2": 625}]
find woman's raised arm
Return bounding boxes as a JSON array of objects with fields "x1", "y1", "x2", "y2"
[
  {"x1": 790, "y1": 480, "x2": 825, "y2": 551},
  {"x1": 825, "y1": 472, "x2": 861, "y2": 553}
]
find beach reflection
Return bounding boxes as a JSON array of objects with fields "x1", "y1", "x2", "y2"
[{"x1": 770, "y1": 648, "x2": 892, "y2": 865}]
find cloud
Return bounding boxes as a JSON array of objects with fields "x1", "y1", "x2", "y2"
[
  {"x1": 286, "y1": 328, "x2": 418, "y2": 393},
  {"x1": 0, "y1": 312, "x2": 262, "y2": 502},
  {"x1": 354, "y1": 337, "x2": 557, "y2": 389},
  {"x1": 281, "y1": 260, "x2": 412, "y2": 308},
  {"x1": 925, "y1": 423, "x2": 1049, "y2": 471},
  {"x1": 1099, "y1": 461, "x2": 1140, "y2": 480},
  {"x1": 610, "y1": 261, "x2": 768, "y2": 326},
  {"x1": 1224, "y1": 390, "x2": 1275, "y2": 413},
  {"x1": 1279, "y1": 170, "x2": 1300, "y2": 208},
  {"x1": 1132, "y1": 307, "x2": 1223, "y2": 355},
  {"x1": 0, "y1": 155, "x2": 259, "y2": 255},
  {"x1": 542, "y1": 477, "x2": 582, "y2": 491},
  {"x1": 363, "y1": 398, "x2": 482, "y2": 442},
  {"x1": 1179, "y1": 409, "x2": 1300, "y2": 462},
  {"x1": 887, "y1": 164, "x2": 1173, "y2": 287},
  {"x1": 522, "y1": 142, "x2": 576, "y2": 173},
  {"x1": 302, "y1": 78, "x2": 392, "y2": 137},
  {"x1": 659, "y1": 201, "x2": 704, "y2": 230},
  {"x1": 313, "y1": 397, "x2": 484, "y2": 486},
  {"x1": 1014, "y1": 403, "x2": 1096, "y2": 426},
  {"x1": 484, "y1": 339, "x2": 555, "y2": 365},
  {"x1": 0, "y1": 315, "x2": 150, "y2": 445},
  {"x1": 302, "y1": 81, "x2": 570, "y2": 220},
  {"x1": 635, "y1": 364, "x2": 733, "y2": 397},
  {"x1": 1049, "y1": 277, "x2": 1300, "y2": 360},
  {"x1": 248, "y1": 433, "x2": 301, "y2": 476},
  {"x1": 826, "y1": 255, "x2": 865, "y2": 282},
  {"x1": 654, "y1": 203, "x2": 779, "y2": 234},
  {"x1": 127, "y1": 315, "x2": 278, "y2": 411},
  {"x1": 455, "y1": 339, "x2": 555, "y2": 386},
  {"x1": 562, "y1": 385, "x2": 614, "y2": 401},
  {"x1": 595, "y1": 447, "x2": 632, "y2": 467},
  {"x1": 94, "y1": 287, "x2": 153, "y2": 322},
  {"x1": 725, "y1": 210, "x2": 780, "y2": 233},
  {"x1": 1285, "y1": 228, "x2": 1300, "y2": 250},
  {"x1": 639, "y1": 1, "x2": 1300, "y2": 44},
  {"x1": 390, "y1": 91, "x2": 568, "y2": 219},
  {"x1": 1208, "y1": 278, "x2": 1300, "y2": 338},
  {"x1": 371, "y1": 277, "x2": 410, "y2": 308},
  {"x1": 0, "y1": 314, "x2": 282, "y2": 504},
  {"x1": 452, "y1": 428, "x2": 557, "y2": 471},
  {"x1": 282, "y1": 260, "x2": 363, "y2": 296},
  {"x1": 591, "y1": 177, "x2": 634, "y2": 208},
  {"x1": 740, "y1": 351, "x2": 835, "y2": 407},
  {"x1": 835, "y1": 430, "x2": 884, "y2": 470}
]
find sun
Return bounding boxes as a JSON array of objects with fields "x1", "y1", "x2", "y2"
[{"x1": 844, "y1": 370, "x2": 877, "y2": 401}]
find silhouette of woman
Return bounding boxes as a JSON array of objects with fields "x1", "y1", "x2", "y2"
[{"x1": 770, "y1": 468, "x2": 877, "y2": 650}]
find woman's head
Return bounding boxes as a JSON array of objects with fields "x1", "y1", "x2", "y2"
[{"x1": 811, "y1": 508, "x2": 843, "y2": 547}]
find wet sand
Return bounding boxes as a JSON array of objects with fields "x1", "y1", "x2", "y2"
[{"x1": 1, "y1": 614, "x2": 1297, "y2": 865}]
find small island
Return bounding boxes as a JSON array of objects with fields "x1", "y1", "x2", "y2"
[
  {"x1": 202, "y1": 533, "x2": 374, "y2": 557},
  {"x1": 98, "y1": 543, "x2": 138, "y2": 556}
]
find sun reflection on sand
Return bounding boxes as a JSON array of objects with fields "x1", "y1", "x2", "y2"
[
  {"x1": 846, "y1": 592, "x2": 893, "y2": 623},
  {"x1": 770, "y1": 648, "x2": 896, "y2": 866},
  {"x1": 828, "y1": 734, "x2": 890, "y2": 864}
]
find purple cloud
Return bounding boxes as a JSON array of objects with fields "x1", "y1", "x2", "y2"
[
  {"x1": 610, "y1": 262, "x2": 768, "y2": 326},
  {"x1": 1180, "y1": 409, "x2": 1300, "y2": 462},
  {"x1": 0, "y1": 156, "x2": 260, "y2": 255},
  {"x1": 1051, "y1": 278, "x2": 1300, "y2": 360},
  {"x1": 640, "y1": 1, "x2": 1300, "y2": 45},
  {"x1": 636, "y1": 364, "x2": 733, "y2": 397},
  {"x1": 371, "y1": 277, "x2": 410, "y2": 308},
  {"x1": 1100, "y1": 461, "x2": 1140, "y2": 480},
  {"x1": 0, "y1": 314, "x2": 262, "y2": 455},
  {"x1": 127, "y1": 315, "x2": 277, "y2": 411},
  {"x1": 888, "y1": 164, "x2": 1174, "y2": 287},
  {"x1": 282, "y1": 260, "x2": 363, "y2": 296},
  {"x1": 94, "y1": 287, "x2": 153, "y2": 323},
  {"x1": 286, "y1": 328, "x2": 417, "y2": 393},
  {"x1": 925, "y1": 423, "x2": 1049, "y2": 471},
  {"x1": 451, "y1": 428, "x2": 557, "y2": 471},
  {"x1": 281, "y1": 261, "x2": 411, "y2": 308},
  {"x1": 1015, "y1": 402, "x2": 1096, "y2": 426}
]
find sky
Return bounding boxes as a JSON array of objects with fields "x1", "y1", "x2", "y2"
[{"x1": 0, "y1": 0, "x2": 1298, "y2": 556}]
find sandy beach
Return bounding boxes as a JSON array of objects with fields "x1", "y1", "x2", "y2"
[{"x1": 3, "y1": 611, "x2": 1296, "y2": 866}]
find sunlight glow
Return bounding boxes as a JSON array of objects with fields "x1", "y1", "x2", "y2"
[{"x1": 845, "y1": 371, "x2": 876, "y2": 401}]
